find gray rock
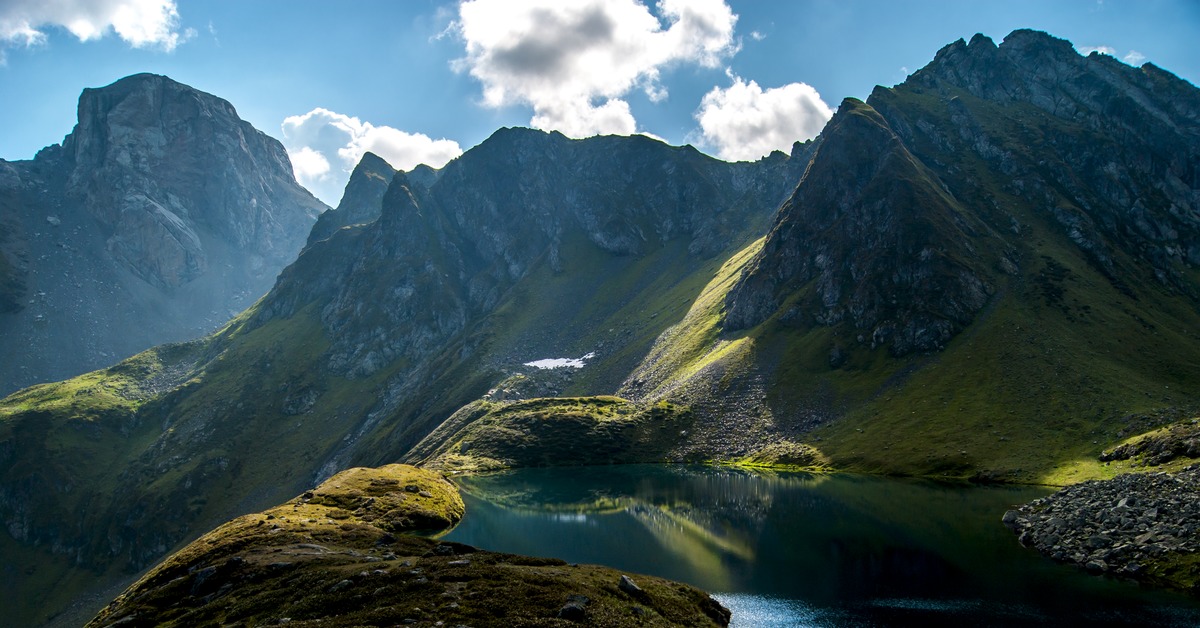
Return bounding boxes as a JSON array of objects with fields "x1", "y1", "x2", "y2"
[
  {"x1": 618, "y1": 575, "x2": 642, "y2": 595},
  {"x1": 1004, "y1": 466, "x2": 1200, "y2": 587},
  {"x1": 557, "y1": 595, "x2": 589, "y2": 621}
]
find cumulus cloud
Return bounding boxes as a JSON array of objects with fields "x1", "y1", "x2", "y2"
[
  {"x1": 0, "y1": 0, "x2": 188, "y2": 51},
  {"x1": 453, "y1": 0, "x2": 738, "y2": 138},
  {"x1": 281, "y1": 108, "x2": 463, "y2": 206},
  {"x1": 1124, "y1": 50, "x2": 1146, "y2": 65},
  {"x1": 694, "y1": 75, "x2": 832, "y2": 162},
  {"x1": 289, "y1": 146, "x2": 331, "y2": 182}
]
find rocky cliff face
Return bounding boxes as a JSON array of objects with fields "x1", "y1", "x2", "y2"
[
  {"x1": 267, "y1": 129, "x2": 808, "y2": 379},
  {"x1": 724, "y1": 98, "x2": 998, "y2": 355},
  {"x1": 0, "y1": 74, "x2": 326, "y2": 395},
  {"x1": 726, "y1": 30, "x2": 1200, "y2": 356},
  {"x1": 306, "y1": 151, "x2": 396, "y2": 246}
]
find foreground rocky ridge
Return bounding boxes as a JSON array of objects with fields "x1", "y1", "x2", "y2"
[
  {"x1": 88, "y1": 464, "x2": 730, "y2": 627},
  {"x1": 1004, "y1": 467, "x2": 1200, "y2": 594},
  {"x1": 0, "y1": 73, "x2": 326, "y2": 395}
]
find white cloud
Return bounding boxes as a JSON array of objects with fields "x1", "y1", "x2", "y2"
[
  {"x1": 1078, "y1": 45, "x2": 1117, "y2": 56},
  {"x1": 749, "y1": 30, "x2": 765, "y2": 41},
  {"x1": 1124, "y1": 50, "x2": 1146, "y2": 65},
  {"x1": 0, "y1": 0, "x2": 187, "y2": 51},
  {"x1": 453, "y1": 0, "x2": 738, "y2": 138},
  {"x1": 694, "y1": 75, "x2": 832, "y2": 162},
  {"x1": 281, "y1": 108, "x2": 463, "y2": 206},
  {"x1": 289, "y1": 146, "x2": 331, "y2": 182}
]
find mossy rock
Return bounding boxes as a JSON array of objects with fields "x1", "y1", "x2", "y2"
[
  {"x1": 298, "y1": 464, "x2": 465, "y2": 533},
  {"x1": 736, "y1": 440, "x2": 831, "y2": 471},
  {"x1": 87, "y1": 464, "x2": 730, "y2": 627},
  {"x1": 414, "y1": 397, "x2": 695, "y2": 473}
]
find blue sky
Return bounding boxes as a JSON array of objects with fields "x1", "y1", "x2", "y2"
[{"x1": 1, "y1": 0, "x2": 1197, "y2": 205}]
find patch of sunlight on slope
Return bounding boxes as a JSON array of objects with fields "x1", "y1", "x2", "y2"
[
  {"x1": 1039, "y1": 458, "x2": 1119, "y2": 487},
  {"x1": 626, "y1": 238, "x2": 764, "y2": 399}
]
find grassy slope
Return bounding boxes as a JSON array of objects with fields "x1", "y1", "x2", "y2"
[
  {"x1": 412, "y1": 396, "x2": 692, "y2": 473},
  {"x1": 0, "y1": 342, "x2": 204, "y2": 626},
  {"x1": 806, "y1": 87, "x2": 1200, "y2": 484},
  {"x1": 623, "y1": 89, "x2": 1200, "y2": 485},
  {"x1": 0, "y1": 214, "x2": 770, "y2": 625}
]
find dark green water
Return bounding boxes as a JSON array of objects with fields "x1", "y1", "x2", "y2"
[{"x1": 442, "y1": 465, "x2": 1200, "y2": 627}]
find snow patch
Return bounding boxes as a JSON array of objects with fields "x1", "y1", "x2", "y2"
[{"x1": 524, "y1": 352, "x2": 596, "y2": 370}]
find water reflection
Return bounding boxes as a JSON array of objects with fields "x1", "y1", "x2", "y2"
[{"x1": 446, "y1": 465, "x2": 1200, "y2": 626}]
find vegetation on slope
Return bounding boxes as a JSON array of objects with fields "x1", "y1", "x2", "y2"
[
  {"x1": 411, "y1": 397, "x2": 693, "y2": 473},
  {"x1": 88, "y1": 464, "x2": 730, "y2": 628},
  {"x1": 622, "y1": 38, "x2": 1200, "y2": 485}
]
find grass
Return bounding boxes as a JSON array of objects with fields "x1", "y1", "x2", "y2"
[
  {"x1": 732, "y1": 440, "x2": 833, "y2": 473},
  {"x1": 415, "y1": 397, "x2": 694, "y2": 473},
  {"x1": 609, "y1": 88, "x2": 1200, "y2": 485},
  {"x1": 89, "y1": 464, "x2": 730, "y2": 627}
]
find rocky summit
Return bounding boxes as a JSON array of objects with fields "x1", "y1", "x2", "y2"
[{"x1": 0, "y1": 73, "x2": 326, "y2": 395}]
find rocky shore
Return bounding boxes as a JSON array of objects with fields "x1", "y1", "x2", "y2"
[{"x1": 1003, "y1": 466, "x2": 1200, "y2": 593}]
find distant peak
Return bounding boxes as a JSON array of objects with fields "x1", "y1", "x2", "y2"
[
  {"x1": 1001, "y1": 28, "x2": 1074, "y2": 50},
  {"x1": 353, "y1": 151, "x2": 396, "y2": 175},
  {"x1": 85, "y1": 73, "x2": 190, "y2": 97},
  {"x1": 968, "y1": 33, "x2": 996, "y2": 49}
]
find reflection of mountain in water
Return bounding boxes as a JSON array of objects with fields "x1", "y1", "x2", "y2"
[{"x1": 446, "y1": 465, "x2": 1200, "y2": 625}]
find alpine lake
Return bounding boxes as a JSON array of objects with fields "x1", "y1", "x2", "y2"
[{"x1": 441, "y1": 465, "x2": 1200, "y2": 627}]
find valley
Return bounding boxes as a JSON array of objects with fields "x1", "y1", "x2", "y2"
[{"x1": 1, "y1": 27, "x2": 1199, "y2": 627}]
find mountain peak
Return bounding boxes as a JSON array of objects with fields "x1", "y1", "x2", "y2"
[
  {"x1": 0, "y1": 73, "x2": 326, "y2": 394},
  {"x1": 355, "y1": 150, "x2": 394, "y2": 174}
]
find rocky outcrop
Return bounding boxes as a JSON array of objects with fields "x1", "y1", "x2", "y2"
[
  {"x1": 87, "y1": 464, "x2": 730, "y2": 628},
  {"x1": 1003, "y1": 468, "x2": 1200, "y2": 593},
  {"x1": 0, "y1": 74, "x2": 325, "y2": 394},
  {"x1": 725, "y1": 98, "x2": 996, "y2": 355},
  {"x1": 306, "y1": 151, "x2": 396, "y2": 246}
]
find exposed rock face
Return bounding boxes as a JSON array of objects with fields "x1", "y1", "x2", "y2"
[
  {"x1": 306, "y1": 151, "x2": 396, "y2": 246},
  {"x1": 725, "y1": 98, "x2": 996, "y2": 355},
  {"x1": 264, "y1": 129, "x2": 810, "y2": 379},
  {"x1": 726, "y1": 29, "x2": 1200, "y2": 355},
  {"x1": 1004, "y1": 468, "x2": 1200, "y2": 593},
  {"x1": 0, "y1": 73, "x2": 326, "y2": 394},
  {"x1": 250, "y1": 129, "x2": 809, "y2": 478}
]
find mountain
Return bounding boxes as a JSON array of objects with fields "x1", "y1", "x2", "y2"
[
  {"x1": 682, "y1": 29, "x2": 1200, "y2": 482},
  {"x1": 4, "y1": 29, "x2": 1200, "y2": 624},
  {"x1": 305, "y1": 151, "x2": 397, "y2": 246},
  {"x1": 0, "y1": 73, "x2": 327, "y2": 396},
  {"x1": 0, "y1": 125, "x2": 807, "y2": 625}
]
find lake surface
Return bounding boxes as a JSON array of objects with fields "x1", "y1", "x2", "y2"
[{"x1": 442, "y1": 465, "x2": 1200, "y2": 627}]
